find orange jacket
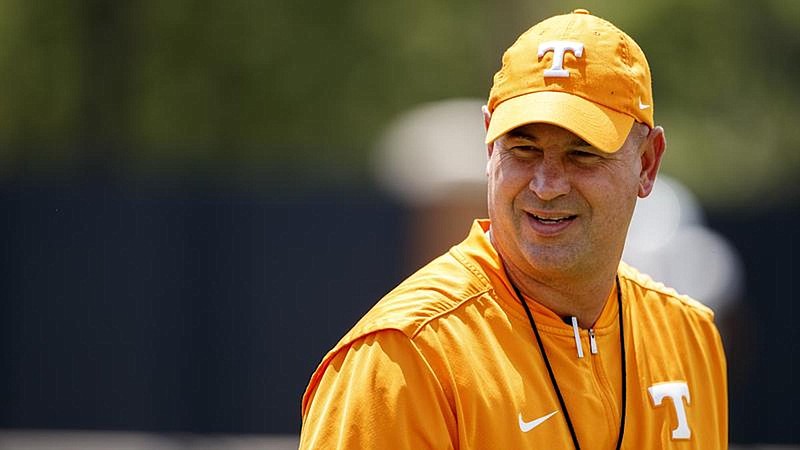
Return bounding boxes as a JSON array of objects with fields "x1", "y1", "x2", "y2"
[{"x1": 300, "y1": 220, "x2": 727, "y2": 449}]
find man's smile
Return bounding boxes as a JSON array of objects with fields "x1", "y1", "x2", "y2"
[
  {"x1": 525, "y1": 210, "x2": 577, "y2": 235},
  {"x1": 528, "y1": 212, "x2": 577, "y2": 223}
]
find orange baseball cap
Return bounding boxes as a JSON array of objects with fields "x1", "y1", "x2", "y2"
[{"x1": 485, "y1": 9, "x2": 654, "y2": 152}]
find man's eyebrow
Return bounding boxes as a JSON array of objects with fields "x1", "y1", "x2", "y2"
[
  {"x1": 506, "y1": 129, "x2": 538, "y2": 141},
  {"x1": 506, "y1": 129, "x2": 592, "y2": 147},
  {"x1": 571, "y1": 137, "x2": 592, "y2": 147}
]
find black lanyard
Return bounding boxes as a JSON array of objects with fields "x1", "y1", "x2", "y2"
[{"x1": 512, "y1": 276, "x2": 627, "y2": 450}]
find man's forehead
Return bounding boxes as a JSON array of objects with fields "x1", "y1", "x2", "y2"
[{"x1": 505, "y1": 123, "x2": 592, "y2": 147}]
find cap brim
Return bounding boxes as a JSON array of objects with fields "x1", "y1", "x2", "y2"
[{"x1": 485, "y1": 91, "x2": 634, "y2": 152}]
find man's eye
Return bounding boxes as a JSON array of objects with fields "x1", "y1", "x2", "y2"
[
  {"x1": 511, "y1": 146, "x2": 540, "y2": 156},
  {"x1": 571, "y1": 150, "x2": 601, "y2": 160}
]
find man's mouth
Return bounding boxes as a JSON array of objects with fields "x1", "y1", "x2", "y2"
[{"x1": 528, "y1": 212, "x2": 577, "y2": 224}]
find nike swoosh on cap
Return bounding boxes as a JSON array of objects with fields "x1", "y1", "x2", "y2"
[{"x1": 518, "y1": 410, "x2": 559, "y2": 432}]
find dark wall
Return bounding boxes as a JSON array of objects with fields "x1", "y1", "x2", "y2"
[
  {"x1": 0, "y1": 182, "x2": 797, "y2": 443},
  {"x1": 0, "y1": 183, "x2": 407, "y2": 434},
  {"x1": 709, "y1": 208, "x2": 800, "y2": 444}
]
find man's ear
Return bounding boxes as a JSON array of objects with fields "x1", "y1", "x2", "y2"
[
  {"x1": 638, "y1": 125, "x2": 666, "y2": 198},
  {"x1": 482, "y1": 105, "x2": 494, "y2": 159}
]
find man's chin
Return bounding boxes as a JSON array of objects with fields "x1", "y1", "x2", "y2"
[{"x1": 520, "y1": 244, "x2": 584, "y2": 275}]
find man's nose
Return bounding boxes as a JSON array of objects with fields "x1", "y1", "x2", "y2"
[{"x1": 529, "y1": 156, "x2": 570, "y2": 201}]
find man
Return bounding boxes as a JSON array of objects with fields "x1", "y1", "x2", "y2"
[{"x1": 300, "y1": 9, "x2": 727, "y2": 449}]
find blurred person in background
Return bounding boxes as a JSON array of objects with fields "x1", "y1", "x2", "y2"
[{"x1": 300, "y1": 9, "x2": 726, "y2": 449}]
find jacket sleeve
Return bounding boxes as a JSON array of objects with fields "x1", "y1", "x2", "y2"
[{"x1": 300, "y1": 329, "x2": 457, "y2": 449}]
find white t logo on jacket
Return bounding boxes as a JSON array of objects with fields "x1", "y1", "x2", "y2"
[
  {"x1": 537, "y1": 41, "x2": 584, "y2": 78},
  {"x1": 648, "y1": 381, "x2": 692, "y2": 439}
]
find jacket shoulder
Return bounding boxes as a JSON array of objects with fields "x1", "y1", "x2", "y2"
[
  {"x1": 619, "y1": 261, "x2": 716, "y2": 322},
  {"x1": 342, "y1": 249, "x2": 490, "y2": 345},
  {"x1": 301, "y1": 247, "x2": 491, "y2": 413}
]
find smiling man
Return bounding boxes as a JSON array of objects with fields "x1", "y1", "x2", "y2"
[{"x1": 301, "y1": 9, "x2": 727, "y2": 449}]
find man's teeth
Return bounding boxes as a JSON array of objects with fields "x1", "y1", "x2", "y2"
[{"x1": 532, "y1": 214, "x2": 572, "y2": 223}]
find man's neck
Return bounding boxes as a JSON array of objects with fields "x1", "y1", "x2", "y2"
[{"x1": 503, "y1": 260, "x2": 617, "y2": 329}]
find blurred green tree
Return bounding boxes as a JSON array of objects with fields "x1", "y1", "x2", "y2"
[{"x1": 0, "y1": 0, "x2": 796, "y2": 208}]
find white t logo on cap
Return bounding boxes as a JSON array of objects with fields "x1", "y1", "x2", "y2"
[{"x1": 538, "y1": 41, "x2": 584, "y2": 78}]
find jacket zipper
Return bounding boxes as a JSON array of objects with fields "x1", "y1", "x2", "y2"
[{"x1": 589, "y1": 328, "x2": 598, "y2": 355}]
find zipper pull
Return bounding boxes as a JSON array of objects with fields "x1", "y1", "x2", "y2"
[
  {"x1": 589, "y1": 328, "x2": 598, "y2": 355},
  {"x1": 571, "y1": 316, "x2": 584, "y2": 358}
]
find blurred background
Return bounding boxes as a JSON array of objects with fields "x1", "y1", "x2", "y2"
[{"x1": 0, "y1": 0, "x2": 798, "y2": 448}]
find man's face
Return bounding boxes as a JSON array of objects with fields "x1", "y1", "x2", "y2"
[{"x1": 486, "y1": 122, "x2": 651, "y2": 280}]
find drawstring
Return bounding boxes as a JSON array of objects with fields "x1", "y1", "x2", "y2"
[{"x1": 570, "y1": 317, "x2": 584, "y2": 358}]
